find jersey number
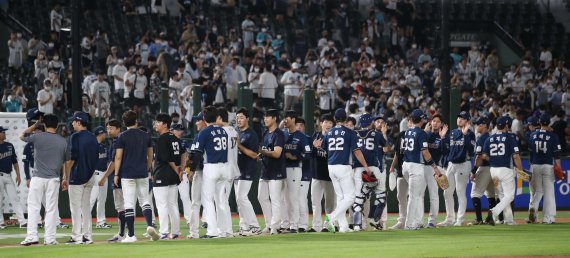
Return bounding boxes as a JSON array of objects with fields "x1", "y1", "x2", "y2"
[
  {"x1": 404, "y1": 138, "x2": 414, "y2": 151},
  {"x1": 535, "y1": 141, "x2": 547, "y2": 154},
  {"x1": 328, "y1": 138, "x2": 344, "y2": 151},
  {"x1": 489, "y1": 143, "x2": 505, "y2": 156},
  {"x1": 358, "y1": 138, "x2": 375, "y2": 151},
  {"x1": 172, "y1": 142, "x2": 180, "y2": 155},
  {"x1": 214, "y1": 137, "x2": 228, "y2": 151}
]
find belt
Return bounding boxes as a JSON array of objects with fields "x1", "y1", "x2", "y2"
[
  {"x1": 95, "y1": 170, "x2": 104, "y2": 175},
  {"x1": 0, "y1": 172, "x2": 9, "y2": 176}
]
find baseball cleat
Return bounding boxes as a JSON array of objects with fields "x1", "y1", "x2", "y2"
[
  {"x1": 82, "y1": 237, "x2": 93, "y2": 244},
  {"x1": 528, "y1": 208, "x2": 536, "y2": 224},
  {"x1": 96, "y1": 223, "x2": 112, "y2": 229},
  {"x1": 370, "y1": 221, "x2": 383, "y2": 230},
  {"x1": 427, "y1": 222, "x2": 436, "y2": 228},
  {"x1": 44, "y1": 240, "x2": 59, "y2": 245},
  {"x1": 159, "y1": 234, "x2": 169, "y2": 240},
  {"x1": 20, "y1": 238, "x2": 39, "y2": 246},
  {"x1": 436, "y1": 221, "x2": 453, "y2": 227},
  {"x1": 107, "y1": 234, "x2": 123, "y2": 243},
  {"x1": 171, "y1": 234, "x2": 181, "y2": 239},
  {"x1": 467, "y1": 220, "x2": 483, "y2": 226},
  {"x1": 320, "y1": 228, "x2": 329, "y2": 232},
  {"x1": 487, "y1": 211, "x2": 495, "y2": 226},
  {"x1": 453, "y1": 221, "x2": 464, "y2": 227},
  {"x1": 0, "y1": 224, "x2": 7, "y2": 229},
  {"x1": 390, "y1": 222, "x2": 404, "y2": 230},
  {"x1": 324, "y1": 214, "x2": 335, "y2": 233},
  {"x1": 270, "y1": 228, "x2": 282, "y2": 235},
  {"x1": 147, "y1": 226, "x2": 160, "y2": 241},
  {"x1": 19, "y1": 222, "x2": 28, "y2": 228},
  {"x1": 307, "y1": 228, "x2": 317, "y2": 232},
  {"x1": 66, "y1": 238, "x2": 83, "y2": 245},
  {"x1": 121, "y1": 235, "x2": 138, "y2": 243},
  {"x1": 199, "y1": 235, "x2": 220, "y2": 239},
  {"x1": 201, "y1": 222, "x2": 208, "y2": 229},
  {"x1": 57, "y1": 223, "x2": 69, "y2": 229},
  {"x1": 261, "y1": 227, "x2": 271, "y2": 234}
]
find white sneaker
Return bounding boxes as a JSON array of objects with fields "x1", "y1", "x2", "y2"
[
  {"x1": 121, "y1": 235, "x2": 138, "y2": 243},
  {"x1": 44, "y1": 240, "x2": 59, "y2": 245},
  {"x1": 437, "y1": 221, "x2": 453, "y2": 227},
  {"x1": 261, "y1": 227, "x2": 270, "y2": 234},
  {"x1": 453, "y1": 221, "x2": 464, "y2": 227},
  {"x1": 20, "y1": 238, "x2": 39, "y2": 246},
  {"x1": 390, "y1": 222, "x2": 404, "y2": 230},
  {"x1": 147, "y1": 226, "x2": 159, "y2": 241},
  {"x1": 504, "y1": 221, "x2": 516, "y2": 226},
  {"x1": 339, "y1": 228, "x2": 353, "y2": 233},
  {"x1": 353, "y1": 225, "x2": 361, "y2": 232}
]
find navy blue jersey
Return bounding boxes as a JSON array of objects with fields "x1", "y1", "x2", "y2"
[
  {"x1": 301, "y1": 134, "x2": 313, "y2": 181},
  {"x1": 528, "y1": 130, "x2": 561, "y2": 165},
  {"x1": 194, "y1": 125, "x2": 228, "y2": 164},
  {"x1": 394, "y1": 131, "x2": 406, "y2": 177},
  {"x1": 68, "y1": 131, "x2": 99, "y2": 185},
  {"x1": 260, "y1": 128, "x2": 286, "y2": 180},
  {"x1": 426, "y1": 131, "x2": 447, "y2": 167},
  {"x1": 0, "y1": 142, "x2": 17, "y2": 173},
  {"x1": 403, "y1": 127, "x2": 428, "y2": 164},
  {"x1": 108, "y1": 138, "x2": 121, "y2": 189},
  {"x1": 353, "y1": 129, "x2": 387, "y2": 168},
  {"x1": 283, "y1": 129, "x2": 312, "y2": 168},
  {"x1": 22, "y1": 142, "x2": 34, "y2": 179},
  {"x1": 482, "y1": 132, "x2": 519, "y2": 168},
  {"x1": 312, "y1": 132, "x2": 331, "y2": 181},
  {"x1": 475, "y1": 132, "x2": 490, "y2": 167},
  {"x1": 189, "y1": 135, "x2": 204, "y2": 171},
  {"x1": 323, "y1": 125, "x2": 360, "y2": 166},
  {"x1": 96, "y1": 142, "x2": 109, "y2": 171},
  {"x1": 180, "y1": 139, "x2": 191, "y2": 154},
  {"x1": 116, "y1": 128, "x2": 153, "y2": 179},
  {"x1": 525, "y1": 129, "x2": 538, "y2": 163},
  {"x1": 238, "y1": 127, "x2": 259, "y2": 180},
  {"x1": 446, "y1": 129, "x2": 475, "y2": 163}
]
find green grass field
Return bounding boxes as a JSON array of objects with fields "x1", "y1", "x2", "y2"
[{"x1": 1, "y1": 212, "x2": 569, "y2": 257}]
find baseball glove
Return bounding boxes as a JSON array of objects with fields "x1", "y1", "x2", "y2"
[
  {"x1": 515, "y1": 167, "x2": 531, "y2": 182},
  {"x1": 362, "y1": 171, "x2": 378, "y2": 182},
  {"x1": 554, "y1": 164, "x2": 565, "y2": 181},
  {"x1": 435, "y1": 174, "x2": 449, "y2": 190}
]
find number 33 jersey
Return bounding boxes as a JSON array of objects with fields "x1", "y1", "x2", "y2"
[
  {"x1": 323, "y1": 125, "x2": 360, "y2": 165},
  {"x1": 403, "y1": 126, "x2": 428, "y2": 164},
  {"x1": 482, "y1": 132, "x2": 519, "y2": 168}
]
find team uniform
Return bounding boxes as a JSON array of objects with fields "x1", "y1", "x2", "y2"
[
  {"x1": 482, "y1": 131, "x2": 520, "y2": 225},
  {"x1": 402, "y1": 126, "x2": 429, "y2": 230},
  {"x1": 152, "y1": 132, "x2": 183, "y2": 239},
  {"x1": 391, "y1": 131, "x2": 408, "y2": 229},
  {"x1": 441, "y1": 128, "x2": 475, "y2": 226},
  {"x1": 470, "y1": 130, "x2": 496, "y2": 223},
  {"x1": 89, "y1": 139, "x2": 110, "y2": 228},
  {"x1": 281, "y1": 129, "x2": 311, "y2": 232},
  {"x1": 193, "y1": 125, "x2": 229, "y2": 237},
  {"x1": 351, "y1": 128, "x2": 389, "y2": 230},
  {"x1": 258, "y1": 127, "x2": 286, "y2": 234},
  {"x1": 236, "y1": 127, "x2": 261, "y2": 234},
  {"x1": 177, "y1": 138, "x2": 192, "y2": 227},
  {"x1": 310, "y1": 131, "x2": 335, "y2": 232},
  {"x1": 21, "y1": 131, "x2": 68, "y2": 245},
  {"x1": 188, "y1": 133, "x2": 205, "y2": 239},
  {"x1": 298, "y1": 133, "x2": 313, "y2": 232},
  {"x1": 67, "y1": 130, "x2": 99, "y2": 243},
  {"x1": 528, "y1": 129, "x2": 561, "y2": 223},
  {"x1": 116, "y1": 127, "x2": 155, "y2": 241},
  {"x1": 220, "y1": 125, "x2": 239, "y2": 237},
  {"x1": 322, "y1": 125, "x2": 360, "y2": 232},
  {"x1": 107, "y1": 136, "x2": 127, "y2": 242},
  {"x1": 425, "y1": 130, "x2": 447, "y2": 226},
  {"x1": 0, "y1": 141, "x2": 27, "y2": 226}
]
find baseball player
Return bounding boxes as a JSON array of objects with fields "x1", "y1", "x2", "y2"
[
  {"x1": 65, "y1": 112, "x2": 99, "y2": 244},
  {"x1": 477, "y1": 116, "x2": 524, "y2": 226},
  {"x1": 235, "y1": 108, "x2": 262, "y2": 235},
  {"x1": 0, "y1": 125, "x2": 27, "y2": 229},
  {"x1": 319, "y1": 108, "x2": 371, "y2": 233},
  {"x1": 258, "y1": 109, "x2": 286, "y2": 235},
  {"x1": 152, "y1": 114, "x2": 183, "y2": 239},
  {"x1": 468, "y1": 117, "x2": 497, "y2": 225},
  {"x1": 89, "y1": 126, "x2": 112, "y2": 229},
  {"x1": 296, "y1": 118, "x2": 312, "y2": 232},
  {"x1": 402, "y1": 109, "x2": 443, "y2": 230},
  {"x1": 192, "y1": 106, "x2": 229, "y2": 238},
  {"x1": 351, "y1": 114, "x2": 390, "y2": 231},
  {"x1": 525, "y1": 116, "x2": 540, "y2": 223},
  {"x1": 114, "y1": 110, "x2": 158, "y2": 242},
  {"x1": 170, "y1": 124, "x2": 191, "y2": 229},
  {"x1": 218, "y1": 107, "x2": 239, "y2": 237},
  {"x1": 424, "y1": 114, "x2": 448, "y2": 227},
  {"x1": 20, "y1": 114, "x2": 69, "y2": 246},
  {"x1": 97, "y1": 119, "x2": 127, "y2": 242},
  {"x1": 389, "y1": 120, "x2": 412, "y2": 230},
  {"x1": 188, "y1": 112, "x2": 206, "y2": 239},
  {"x1": 308, "y1": 114, "x2": 335, "y2": 232},
  {"x1": 527, "y1": 113, "x2": 561, "y2": 224},
  {"x1": 281, "y1": 110, "x2": 311, "y2": 233},
  {"x1": 438, "y1": 111, "x2": 475, "y2": 227}
]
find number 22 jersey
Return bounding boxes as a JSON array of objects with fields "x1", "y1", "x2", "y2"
[{"x1": 323, "y1": 125, "x2": 359, "y2": 166}]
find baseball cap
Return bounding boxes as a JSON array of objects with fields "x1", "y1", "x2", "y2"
[
  {"x1": 457, "y1": 111, "x2": 471, "y2": 121},
  {"x1": 504, "y1": 115, "x2": 513, "y2": 127},
  {"x1": 92, "y1": 126, "x2": 106, "y2": 135},
  {"x1": 26, "y1": 108, "x2": 44, "y2": 122},
  {"x1": 359, "y1": 114, "x2": 373, "y2": 128},
  {"x1": 0, "y1": 126, "x2": 8, "y2": 133},
  {"x1": 264, "y1": 109, "x2": 279, "y2": 118},
  {"x1": 496, "y1": 116, "x2": 509, "y2": 127},
  {"x1": 539, "y1": 113, "x2": 551, "y2": 124},
  {"x1": 43, "y1": 78, "x2": 52, "y2": 85},
  {"x1": 410, "y1": 109, "x2": 425, "y2": 120},
  {"x1": 474, "y1": 117, "x2": 489, "y2": 125},
  {"x1": 373, "y1": 114, "x2": 386, "y2": 122},
  {"x1": 170, "y1": 123, "x2": 185, "y2": 131},
  {"x1": 291, "y1": 62, "x2": 301, "y2": 69},
  {"x1": 334, "y1": 108, "x2": 347, "y2": 120},
  {"x1": 192, "y1": 112, "x2": 204, "y2": 123},
  {"x1": 72, "y1": 112, "x2": 89, "y2": 123},
  {"x1": 526, "y1": 116, "x2": 539, "y2": 126}
]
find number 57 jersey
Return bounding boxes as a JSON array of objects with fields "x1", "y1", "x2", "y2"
[
  {"x1": 482, "y1": 132, "x2": 519, "y2": 168},
  {"x1": 403, "y1": 126, "x2": 428, "y2": 164},
  {"x1": 323, "y1": 125, "x2": 360, "y2": 165}
]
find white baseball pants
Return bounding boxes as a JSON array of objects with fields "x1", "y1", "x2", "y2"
[
  {"x1": 201, "y1": 163, "x2": 227, "y2": 237},
  {"x1": 89, "y1": 171, "x2": 108, "y2": 224},
  {"x1": 443, "y1": 161, "x2": 470, "y2": 224},
  {"x1": 69, "y1": 174, "x2": 96, "y2": 241},
  {"x1": 328, "y1": 165, "x2": 355, "y2": 231},
  {"x1": 424, "y1": 166, "x2": 440, "y2": 225},
  {"x1": 121, "y1": 178, "x2": 151, "y2": 219},
  {"x1": 310, "y1": 179, "x2": 335, "y2": 231},
  {"x1": 217, "y1": 168, "x2": 233, "y2": 236},
  {"x1": 25, "y1": 177, "x2": 59, "y2": 243},
  {"x1": 298, "y1": 180, "x2": 310, "y2": 230},
  {"x1": 0, "y1": 172, "x2": 26, "y2": 224},
  {"x1": 490, "y1": 167, "x2": 515, "y2": 224},
  {"x1": 283, "y1": 167, "x2": 302, "y2": 230},
  {"x1": 258, "y1": 179, "x2": 284, "y2": 231},
  {"x1": 178, "y1": 174, "x2": 192, "y2": 224},
  {"x1": 234, "y1": 179, "x2": 259, "y2": 230},
  {"x1": 153, "y1": 185, "x2": 181, "y2": 235},
  {"x1": 395, "y1": 176, "x2": 409, "y2": 225},
  {"x1": 403, "y1": 162, "x2": 426, "y2": 229},
  {"x1": 189, "y1": 170, "x2": 203, "y2": 237},
  {"x1": 470, "y1": 166, "x2": 495, "y2": 198},
  {"x1": 530, "y1": 164, "x2": 556, "y2": 223}
]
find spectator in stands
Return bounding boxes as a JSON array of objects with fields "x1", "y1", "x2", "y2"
[
  {"x1": 258, "y1": 64, "x2": 277, "y2": 110},
  {"x1": 281, "y1": 62, "x2": 303, "y2": 111},
  {"x1": 50, "y1": 4, "x2": 63, "y2": 32},
  {"x1": 37, "y1": 79, "x2": 56, "y2": 115},
  {"x1": 34, "y1": 49, "x2": 49, "y2": 91},
  {"x1": 241, "y1": 15, "x2": 255, "y2": 49},
  {"x1": 8, "y1": 32, "x2": 26, "y2": 73},
  {"x1": 417, "y1": 47, "x2": 432, "y2": 66},
  {"x1": 106, "y1": 46, "x2": 118, "y2": 78},
  {"x1": 551, "y1": 110, "x2": 568, "y2": 152},
  {"x1": 133, "y1": 66, "x2": 148, "y2": 115},
  {"x1": 224, "y1": 57, "x2": 247, "y2": 103},
  {"x1": 90, "y1": 71, "x2": 111, "y2": 118}
]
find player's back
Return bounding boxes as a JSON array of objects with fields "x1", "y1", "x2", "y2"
[
  {"x1": 403, "y1": 126, "x2": 427, "y2": 164},
  {"x1": 196, "y1": 125, "x2": 228, "y2": 164},
  {"x1": 324, "y1": 125, "x2": 357, "y2": 165},
  {"x1": 484, "y1": 132, "x2": 518, "y2": 168},
  {"x1": 529, "y1": 129, "x2": 561, "y2": 165},
  {"x1": 223, "y1": 125, "x2": 240, "y2": 178},
  {"x1": 353, "y1": 129, "x2": 382, "y2": 168},
  {"x1": 117, "y1": 128, "x2": 152, "y2": 179}
]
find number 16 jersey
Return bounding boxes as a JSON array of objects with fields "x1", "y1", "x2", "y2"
[{"x1": 403, "y1": 126, "x2": 428, "y2": 164}]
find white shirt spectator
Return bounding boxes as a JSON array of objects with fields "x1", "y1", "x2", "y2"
[
  {"x1": 8, "y1": 35, "x2": 25, "y2": 68},
  {"x1": 136, "y1": 42, "x2": 150, "y2": 65},
  {"x1": 50, "y1": 8, "x2": 63, "y2": 32},
  {"x1": 317, "y1": 76, "x2": 337, "y2": 111},
  {"x1": 82, "y1": 74, "x2": 97, "y2": 95},
  {"x1": 123, "y1": 71, "x2": 136, "y2": 98},
  {"x1": 90, "y1": 79, "x2": 111, "y2": 105},
  {"x1": 248, "y1": 67, "x2": 262, "y2": 96},
  {"x1": 281, "y1": 70, "x2": 302, "y2": 97},
  {"x1": 258, "y1": 70, "x2": 278, "y2": 99},
  {"x1": 37, "y1": 87, "x2": 56, "y2": 114},
  {"x1": 539, "y1": 49, "x2": 552, "y2": 68},
  {"x1": 177, "y1": 69, "x2": 192, "y2": 88},
  {"x1": 134, "y1": 73, "x2": 147, "y2": 99},
  {"x1": 112, "y1": 63, "x2": 127, "y2": 91}
]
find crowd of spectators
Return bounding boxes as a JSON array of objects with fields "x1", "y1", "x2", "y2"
[{"x1": 4, "y1": 0, "x2": 570, "y2": 153}]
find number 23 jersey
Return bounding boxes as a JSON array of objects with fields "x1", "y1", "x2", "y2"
[
  {"x1": 482, "y1": 132, "x2": 519, "y2": 168},
  {"x1": 403, "y1": 126, "x2": 428, "y2": 164}
]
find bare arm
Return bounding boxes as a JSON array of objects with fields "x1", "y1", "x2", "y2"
[
  {"x1": 512, "y1": 153, "x2": 523, "y2": 171},
  {"x1": 147, "y1": 147, "x2": 153, "y2": 171},
  {"x1": 238, "y1": 143, "x2": 259, "y2": 159},
  {"x1": 261, "y1": 146, "x2": 282, "y2": 159},
  {"x1": 13, "y1": 162, "x2": 21, "y2": 186}
]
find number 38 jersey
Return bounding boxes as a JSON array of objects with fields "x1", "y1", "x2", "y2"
[
  {"x1": 323, "y1": 125, "x2": 360, "y2": 166},
  {"x1": 403, "y1": 126, "x2": 428, "y2": 164},
  {"x1": 353, "y1": 129, "x2": 387, "y2": 168},
  {"x1": 153, "y1": 132, "x2": 185, "y2": 186},
  {"x1": 528, "y1": 129, "x2": 561, "y2": 165},
  {"x1": 194, "y1": 125, "x2": 228, "y2": 164},
  {"x1": 482, "y1": 132, "x2": 519, "y2": 168}
]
